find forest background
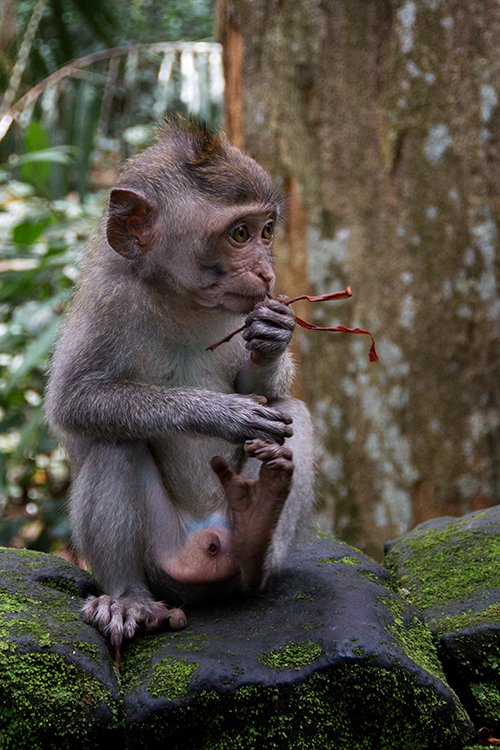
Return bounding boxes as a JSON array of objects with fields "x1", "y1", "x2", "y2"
[{"x1": 1, "y1": 0, "x2": 498, "y2": 561}]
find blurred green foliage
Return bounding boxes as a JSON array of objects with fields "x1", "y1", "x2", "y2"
[
  {"x1": 0, "y1": 157, "x2": 105, "y2": 551},
  {"x1": 0, "y1": 0, "x2": 217, "y2": 553},
  {"x1": 1, "y1": 0, "x2": 219, "y2": 198}
]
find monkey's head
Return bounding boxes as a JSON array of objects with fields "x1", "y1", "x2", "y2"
[{"x1": 105, "y1": 116, "x2": 283, "y2": 314}]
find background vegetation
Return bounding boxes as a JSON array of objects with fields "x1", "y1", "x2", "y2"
[
  {"x1": 0, "y1": 0, "x2": 218, "y2": 554},
  {"x1": 3, "y1": 0, "x2": 498, "y2": 562}
]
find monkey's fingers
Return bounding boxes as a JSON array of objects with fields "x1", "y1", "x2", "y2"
[
  {"x1": 245, "y1": 300, "x2": 295, "y2": 329},
  {"x1": 254, "y1": 407, "x2": 294, "y2": 440},
  {"x1": 252, "y1": 405, "x2": 293, "y2": 424},
  {"x1": 249, "y1": 394, "x2": 268, "y2": 405}
]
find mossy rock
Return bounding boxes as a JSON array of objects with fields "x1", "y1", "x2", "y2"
[
  {"x1": 0, "y1": 547, "x2": 123, "y2": 749},
  {"x1": 385, "y1": 506, "x2": 500, "y2": 734},
  {"x1": 0, "y1": 538, "x2": 474, "y2": 749}
]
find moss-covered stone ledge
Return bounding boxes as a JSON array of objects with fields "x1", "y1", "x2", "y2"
[
  {"x1": 385, "y1": 505, "x2": 500, "y2": 736},
  {"x1": 0, "y1": 536, "x2": 475, "y2": 749},
  {"x1": 0, "y1": 548, "x2": 122, "y2": 748}
]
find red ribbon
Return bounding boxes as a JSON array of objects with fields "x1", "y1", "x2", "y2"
[{"x1": 207, "y1": 285, "x2": 378, "y2": 363}]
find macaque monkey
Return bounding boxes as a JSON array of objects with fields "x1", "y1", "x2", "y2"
[{"x1": 46, "y1": 116, "x2": 314, "y2": 651}]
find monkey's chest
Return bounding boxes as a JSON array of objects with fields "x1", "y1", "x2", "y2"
[
  {"x1": 150, "y1": 337, "x2": 244, "y2": 390},
  {"x1": 151, "y1": 436, "x2": 240, "y2": 515}
]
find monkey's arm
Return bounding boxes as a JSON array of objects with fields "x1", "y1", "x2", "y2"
[
  {"x1": 46, "y1": 378, "x2": 292, "y2": 444},
  {"x1": 235, "y1": 299, "x2": 296, "y2": 398}
]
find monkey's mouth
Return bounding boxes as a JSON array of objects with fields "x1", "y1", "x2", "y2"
[{"x1": 222, "y1": 291, "x2": 268, "y2": 313}]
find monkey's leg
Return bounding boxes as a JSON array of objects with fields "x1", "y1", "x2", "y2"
[
  {"x1": 239, "y1": 396, "x2": 315, "y2": 573},
  {"x1": 70, "y1": 442, "x2": 187, "y2": 648},
  {"x1": 211, "y1": 440, "x2": 294, "y2": 590}
]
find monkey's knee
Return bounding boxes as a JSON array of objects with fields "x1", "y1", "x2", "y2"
[{"x1": 270, "y1": 397, "x2": 311, "y2": 428}]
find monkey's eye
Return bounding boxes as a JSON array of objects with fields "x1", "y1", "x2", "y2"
[
  {"x1": 230, "y1": 224, "x2": 250, "y2": 244},
  {"x1": 261, "y1": 221, "x2": 275, "y2": 241}
]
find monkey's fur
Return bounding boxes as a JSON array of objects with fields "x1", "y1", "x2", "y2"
[{"x1": 46, "y1": 117, "x2": 314, "y2": 648}]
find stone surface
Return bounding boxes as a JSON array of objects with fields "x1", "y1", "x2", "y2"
[
  {"x1": 0, "y1": 537, "x2": 474, "y2": 749},
  {"x1": 0, "y1": 548, "x2": 121, "y2": 748},
  {"x1": 385, "y1": 506, "x2": 500, "y2": 734}
]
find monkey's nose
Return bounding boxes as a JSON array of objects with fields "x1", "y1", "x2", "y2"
[{"x1": 256, "y1": 266, "x2": 275, "y2": 286}]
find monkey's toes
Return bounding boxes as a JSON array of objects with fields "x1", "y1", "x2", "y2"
[
  {"x1": 142, "y1": 602, "x2": 187, "y2": 633},
  {"x1": 82, "y1": 594, "x2": 133, "y2": 648},
  {"x1": 244, "y1": 439, "x2": 293, "y2": 464},
  {"x1": 245, "y1": 440, "x2": 294, "y2": 496},
  {"x1": 81, "y1": 595, "x2": 187, "y2": 649},
  {"x1": 167, "y1": 608, "x2": 188, "y2": 631}
]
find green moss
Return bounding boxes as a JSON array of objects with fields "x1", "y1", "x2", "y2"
[
  {"x1": 149, "y1": 657, "x2": 199, "y2": 700},
  {"x1": 385, "y1": 512, "x2": 499, "y2": 732},
  {"x1": 120, "y1": 632, "x2": 165, "y2": 689},
  {"x1": 433, "y1": 604, "x2": 500, "y2": 635},
  {"x1": 385, "y1": 513, "x2": 500, "y2": 614},
  {"x1": 0, "y1": 547, "x2": 40, "y2": 559},
  {"x1": 0, "y1": 593, "x2": 38, "y2": 616},
  {"x1": 382, "y1": 597, "x2": 446, "y2": 681},
  {"x1": 293, "y1": 592, "x2": 314, "y2": 602},
  {"x1": 172, "y1": 632, "x2": 208, "y2": 653},
  {"x1": 38, "y1": 576, "x2": 81, "y2": 597},
  {"x1": 470, "y1": 681, "x2": 500, "y2": 723},
  {"x1": 318, "y1": 556, "x2": 385, "y2": 586},
  {"x1": 127, "y1": 662, "x2": 471, "y2": 749},
  {"x1": 260, "y1": 641, "x2": 323, "y2": 671},
  {"x1": 75, "y1": 641, "x2": 100, "y2": 659},
  {"x1": 0, "y1": 651, "x2": 121, "y2": 749},
  {"x1": 320, "y1": 555, "x2": 361, "y2": 565},
  {"x1": 0, "y1": 592, "x2": 54, "y2": 649}
]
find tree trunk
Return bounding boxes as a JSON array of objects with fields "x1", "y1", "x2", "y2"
[{"x1": 217, "y1": 0, "x2": 500, "y2": 558}]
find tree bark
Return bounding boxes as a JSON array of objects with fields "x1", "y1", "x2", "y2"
[{"x1": 217, "y1": 0, "x2": 500, "y2": 558}]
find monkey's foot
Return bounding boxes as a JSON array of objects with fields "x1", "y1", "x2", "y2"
[
  {"x1": 82, "y1": 595, "x2": 187, "y2": 652},
  {"x1": 243, "y1": 438, "x2": 294, "y2": 502},
  {"x1": 211, "y1": 440, "x2": 294, "y2": 589}
]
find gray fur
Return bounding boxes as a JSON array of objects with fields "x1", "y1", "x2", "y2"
[{"x1": 45, "y1": 117, "x2": 315, "y2": 642}]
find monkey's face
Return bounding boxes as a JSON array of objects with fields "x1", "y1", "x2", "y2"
[{"x1": 195, "y1": 210, "x2": 277, "y2": 314}]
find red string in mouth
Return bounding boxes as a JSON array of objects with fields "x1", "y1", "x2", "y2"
[{"x1": 207, "y1": 285, "x2": 378, "y2": 363}]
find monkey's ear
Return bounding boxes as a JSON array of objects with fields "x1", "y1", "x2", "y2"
[{"x1": 106, "y1": 188, "x2": 156, "y2": 259}]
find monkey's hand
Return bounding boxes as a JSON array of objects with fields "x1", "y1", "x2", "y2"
[
  {"x1": 242, "y1": 298, "x2": 295, "y2": 363},
  {"x1": 215, "y1": 394, "x2": 293, "y2": 444}
]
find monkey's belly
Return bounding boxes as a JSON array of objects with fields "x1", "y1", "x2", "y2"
[{"x1": 151, "y1": 435, "x2": 240, "y2": 515}]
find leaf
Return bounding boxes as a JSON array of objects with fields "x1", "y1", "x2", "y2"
[
  {"x1": 3, "y1": 316, "x2": 61, "y2": 394},
  {"x1": 12, "y1": 217, "x2": 51, "y2": 246},
  {"x1": 11, "y1": 406, "x2": 46, "y2": 462},
  {"x1": 7, "y1": 146, "x2": 76, "y2": 168},
  {"x1": 24, "y1": 120, "x2": 50, "y2": 153},
  {"x1": 21, "y1": 121, "x2": 51, "y2": 186}
]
